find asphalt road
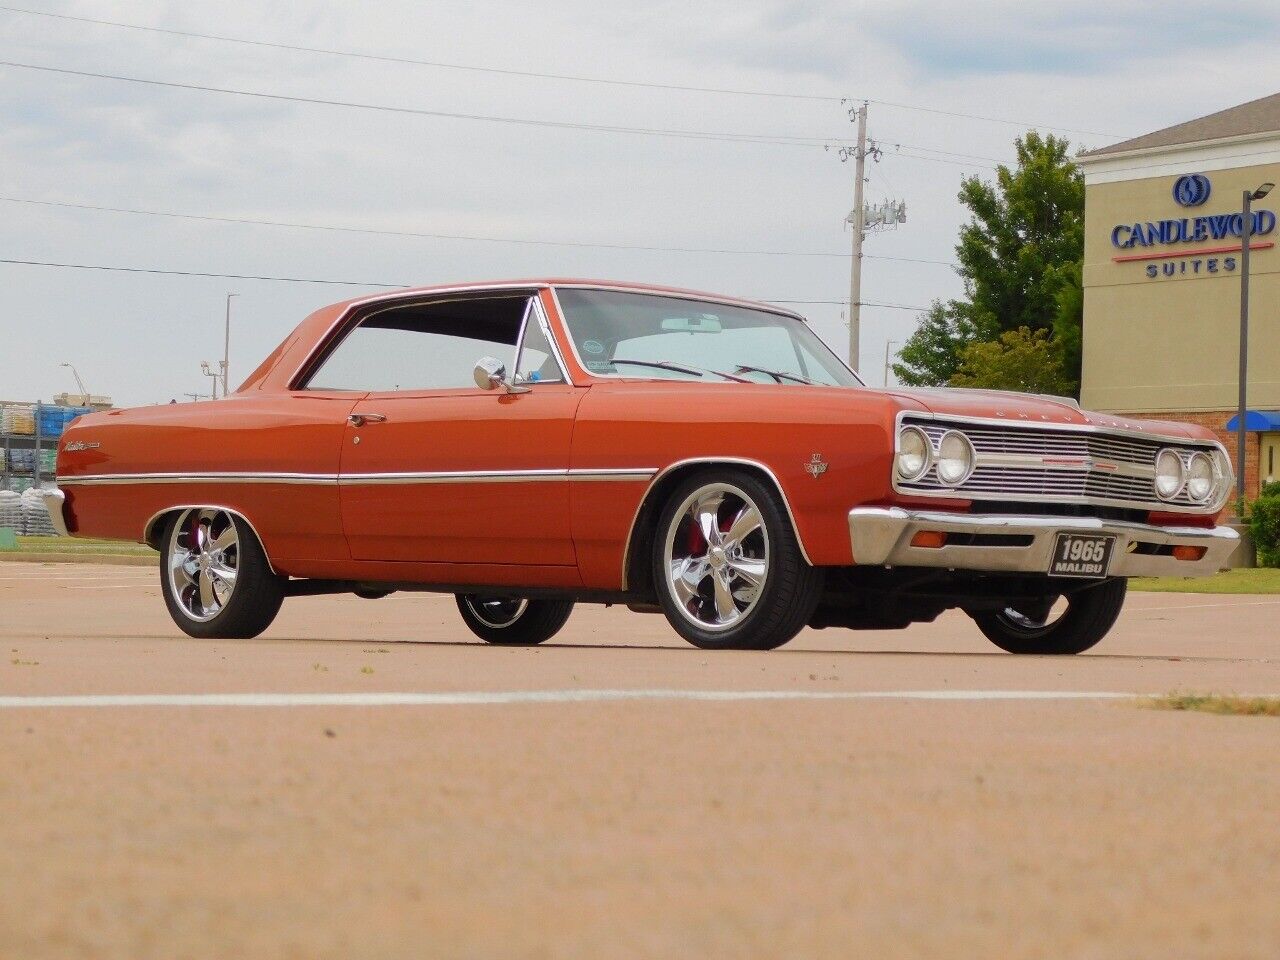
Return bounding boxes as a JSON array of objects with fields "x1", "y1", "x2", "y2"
[{"x1": 3, "y1": 561, "x2": 1279, "y2": 959}]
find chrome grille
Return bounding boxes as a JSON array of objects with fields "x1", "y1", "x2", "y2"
[{"x1": 898, "y1": 417, "x2": 1226, "y2": 513}]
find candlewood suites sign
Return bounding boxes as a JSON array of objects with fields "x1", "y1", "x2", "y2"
[{"x1": 1109, "y1": 174, "x2": 1275, "y2": 279}]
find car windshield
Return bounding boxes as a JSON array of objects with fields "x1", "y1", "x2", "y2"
[{"x1": 555, "y1": 289, "x2": 863, "y2": 387}]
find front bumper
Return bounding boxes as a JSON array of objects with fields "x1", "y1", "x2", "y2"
[
  {"x1": 40, "y1": 487, "x2": 71, "y2": 538},
  {"x1": 849, "y1": 507, "x2": 1238, "y2": 579}
]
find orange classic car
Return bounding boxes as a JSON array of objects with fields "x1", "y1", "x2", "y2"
[{"x1": 46, "y1": 279, "x2": 1238, "y2": 652}]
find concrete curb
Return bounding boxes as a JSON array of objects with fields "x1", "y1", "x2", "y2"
[{"x1": 0, "y1": 552, "x2": 155, "y2": 567}]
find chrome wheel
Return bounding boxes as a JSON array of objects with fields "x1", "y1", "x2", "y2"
[
  {"x1": 994, "y1": 597, "x2": 1068, "y2": 637},
  {"x1": 166, "y1": 508, "x2": 239, "y2": 623},
  {"x1": 662, "y1": 483, "x2": 769, "y2": 632},
  {"x1": 463, "y1": 597, "x2": 529, "y2": 629}
]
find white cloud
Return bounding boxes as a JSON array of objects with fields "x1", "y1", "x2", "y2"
[{"x1": 1, "y1": 0, "x2": 1279, "y2": 405}]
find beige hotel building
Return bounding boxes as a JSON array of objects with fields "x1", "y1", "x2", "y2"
[{"x1": 1079, "y1": 93, "x2": 1280, "y2": 498}]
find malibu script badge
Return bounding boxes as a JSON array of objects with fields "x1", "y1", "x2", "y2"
[{"x1": 1049, "y1": 534, "x2": 1116, "y2": 579}]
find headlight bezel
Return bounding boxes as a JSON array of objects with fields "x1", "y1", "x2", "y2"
[
  {"x1": 935, "y1": 430, "x2": 976, "y2": 487},
  {"x1": 895, "y1": 425, "x2": 932, "y2": 482},
  {"x1": 1154, "y1": 447, "x2": 1186, "y2": 501}
]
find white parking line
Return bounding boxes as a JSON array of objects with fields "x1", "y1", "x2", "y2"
[
  {"x1": 0, "y1": 689, "x2": 1160, "y2": 709},
  {"x1": 1133, "y1": 599, "x2": 1280, "y2": 613}
]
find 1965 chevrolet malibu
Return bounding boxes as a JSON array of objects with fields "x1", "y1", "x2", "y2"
[{"x1": 46, "y1": 279, "x2": 1238, "y2": 652}]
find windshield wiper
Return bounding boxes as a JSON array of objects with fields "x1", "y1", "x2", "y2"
[
  {"x1": 610, "y1": 359, "x2": 748, "y2": 382},
  {"x1": 734, "y1": 364, "x2": 816, "y2": 385}
]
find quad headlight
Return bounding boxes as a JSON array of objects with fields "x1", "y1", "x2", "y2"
[
  {"x1": 1185, "y1": 451, "x2": 1217, "y2": 503},
  {"x1": 895, "y1": 426, "x2": 931, "y2": 481},
  {"x1": 936, "y1": 431, "x2": 975, "y2": 486},
  {"x1": 1155, "y1": 448, "x2": 1185, "y2": 500}
]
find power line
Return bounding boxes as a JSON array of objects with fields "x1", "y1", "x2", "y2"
[
  {"x1": 0, "y1": 3, "x2": 1126, "y2": 137},
  {"x1": 0, "y1": 5, "x2": 841, "y2": 103},
  {"x1": 0, "y1": 195, "x2": 956, "y2": 265},
  {"x1": 0, "y1": 59, "x2": 1009, "y2": 167},
  {"x1": 867, "y1": 97, "x2": 1123, "y2": 139},
  {"x1": 0, "y1": 60, "x2": 847, "y2": 148},
  {"x1": 0, "y1": 257, "x2": 400, "y2": 287},
  {"x1": 1, "y1": 257, "x2": 904, "y2": 308}
]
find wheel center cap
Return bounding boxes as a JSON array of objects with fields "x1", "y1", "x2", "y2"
[{"x1": 709, "y1": 546, "x2": 727, "y2": 568}]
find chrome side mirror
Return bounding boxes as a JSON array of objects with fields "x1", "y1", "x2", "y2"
[{"x1": 473, "y1": 357, "x2": 530, "y2": 394}]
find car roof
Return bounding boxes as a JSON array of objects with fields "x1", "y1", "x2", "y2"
[{"x1": 322, "y1": 279, "x2": 806, "y2": 321}]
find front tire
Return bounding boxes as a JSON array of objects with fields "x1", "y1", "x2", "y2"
[
  {"x1": 653, "y1": 469, "x2": 823, "y2": 650},
  {"x1": 970, "y1": 579, "x2": 1127, "y2": 655},
  {"x1": 160, "y1": 508, "x2": 285, "y2": 639},
  {"x1": 456, "y1": 595, "x2": 574, "y2": 645}
]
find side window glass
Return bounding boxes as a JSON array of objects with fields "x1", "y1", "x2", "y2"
[
  {"x1": 306, "y1": 295, "x2": 530, "y2": 392},
  {"x1": 515, "y1": 309, "x2": 566, "y2": 384}
]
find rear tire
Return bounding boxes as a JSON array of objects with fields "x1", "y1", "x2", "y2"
[
  {"x1": 456, "y1": 595, "x2": 574, "y2": 645},
  {"x1": 160, "y1": 509, "x2": 285, "y2": 639},
  {"x1": 970, "y1": 579, "x2": 1127, "y2": 655}
]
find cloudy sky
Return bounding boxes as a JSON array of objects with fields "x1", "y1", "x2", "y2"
[{"x1": 4, "y1": 0, "x2": 1280, "y2": 406}]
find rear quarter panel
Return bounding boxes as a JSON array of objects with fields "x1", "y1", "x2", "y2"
[{"x1": 58, "y1": 394, "x2": 359, "y2": 566}]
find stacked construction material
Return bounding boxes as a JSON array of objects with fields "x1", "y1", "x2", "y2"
[
  {"x1": 20, "y1": 487, "x2": 56, "y2": 536},
  {"x1": 0, "y1": 490, "x2": 20, "y2": 530},
  {"x1": 38, "y1": 406, "x2": 66, "y2": 439},
  {"x1": 6, "y1": 477, "x2": 33, "y2": 494},
  {"x1": 7, "y1": 447, "x2": 36, "y2": 474},
  {"x1": 39, "y1": 447, "x2": 57, "y2": 475},
  {"x1": 1, "y1": 404, "x2": 35, "y2": 435},
  {"x1": 38, "y1": 405, "x2": 94, "y2": 439}
]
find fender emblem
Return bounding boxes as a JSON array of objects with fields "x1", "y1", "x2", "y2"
[
  {"x1": 804, "y1": 453, "x2": 828, "y2": 479},
  {"x1": 64, "y1": 441, "x2": 100, "y2": 452}
]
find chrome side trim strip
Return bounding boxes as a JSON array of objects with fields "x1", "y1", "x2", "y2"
[
  {"x1": 60, "y1": 472, "x2": 340, "y2": 485},
  {"x1": 338, "y1": 468, "x2": 655, "y2": 485},
  {"x1": 60, "y1": 468, "x2": 657, "y2": 486},
  {"x1": 619, "y1": 456, "x2": 814, "y2": 590}
]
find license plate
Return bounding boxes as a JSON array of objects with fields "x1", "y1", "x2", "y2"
[{"x1": 1049, "y1": 534, "x2": 1116, "y2": 579}]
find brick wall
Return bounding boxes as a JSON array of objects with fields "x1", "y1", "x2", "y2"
[{"x1": 1116, "y1": 409, "x2": 1261, "y2": 500}]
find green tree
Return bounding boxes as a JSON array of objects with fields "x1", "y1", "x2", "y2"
[
  {"x1": 949, "y1": 326, "x2": 1074, "y2": 396},
  {"x1": 891, "y1": 300, "x2": 986, "y2": 387},
  {"x1": 894, "y1": 131, "x2": 1084, "y2": 391}
]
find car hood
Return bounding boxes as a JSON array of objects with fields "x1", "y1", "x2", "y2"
[{"x1": 879, "y1": 387, "x2": 1204, "y2": 439}]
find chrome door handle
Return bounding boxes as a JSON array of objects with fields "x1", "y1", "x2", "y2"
[{"x1": 348, "y1": 413, "x2": 388, "y2": 427}]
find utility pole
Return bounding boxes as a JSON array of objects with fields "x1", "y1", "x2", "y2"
[
  {"x1": 222, "y1": 293, "x2": 238, "y2": 396},
  {"x1": 200, "y1": 361, "x2": 219, "y2": 400},
  {"x1": 847, "y1": 101, "x2": 869, "y2": 373}
]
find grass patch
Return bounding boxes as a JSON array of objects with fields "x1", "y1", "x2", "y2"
[
  {"x1": 1145, "y1": 693, "x2": 1280, "y2": 717},
  {"x1": 1130, "y1": 567, "x2": 1280, "y2": 594},
  {"x1": 7, "y1": 535, "x2": 155, "y2": 556}
]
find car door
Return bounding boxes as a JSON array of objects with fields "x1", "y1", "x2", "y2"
[{"x1": 323, "y1": 292, "x2": 583, "y2": 565}]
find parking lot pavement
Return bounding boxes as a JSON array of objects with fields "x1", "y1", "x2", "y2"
[{"x1": 3, "y1": 561, "x2": 1279, "y2": 959}]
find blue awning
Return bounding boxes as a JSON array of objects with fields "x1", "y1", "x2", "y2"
[{"x1": 1225, "y1": 410, "x2": 1280, "y2": 431}]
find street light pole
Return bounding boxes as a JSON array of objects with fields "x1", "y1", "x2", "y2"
[
  {"x1": 222, "y1": 293, "x2": 238, "y2": 396},
  {"x1": 1237, "y1": 183, "x2": 1274, "y2": 518},
  {"x1": 59, "y1": 362, "x2": 90, "y2": 405},
  {"x1": 883, "y1": 340, "x2": 899, "y2": 388}
]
